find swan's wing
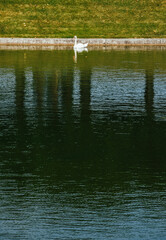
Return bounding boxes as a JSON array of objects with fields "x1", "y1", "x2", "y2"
[
  {"x1": 77, "y1": 43, "x2": 85, "y2": 47},
  {"x1": 74, "y1": 43, "x2": 88, "y2": 49},
  {"x1": 84, "y1": 43, "x2": 88, "y2": 47}
]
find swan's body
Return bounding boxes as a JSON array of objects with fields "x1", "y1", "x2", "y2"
[{"x1": 73, "y1": 36, "x2": 88, "y2": 49}]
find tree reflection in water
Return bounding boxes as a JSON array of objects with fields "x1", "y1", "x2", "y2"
[{"x1": 0, "y1": 49, "x2": 165, "y2": 240}]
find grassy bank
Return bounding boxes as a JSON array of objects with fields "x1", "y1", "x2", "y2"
[{"x1": 0, "y1": 0, "x2": 166, "y2": 38}]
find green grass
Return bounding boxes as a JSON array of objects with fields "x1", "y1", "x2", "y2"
[{"x1": 0, "y1": 0, "x2": 166, "y2": 38}]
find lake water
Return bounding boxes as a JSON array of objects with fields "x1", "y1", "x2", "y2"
[{"x1": 0, "y1": 47, "x2": 166, "y2": 239}]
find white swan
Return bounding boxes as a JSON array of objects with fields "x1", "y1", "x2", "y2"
[{"x1": 73, "y1": 36, "x2": 88, "y2": 49}]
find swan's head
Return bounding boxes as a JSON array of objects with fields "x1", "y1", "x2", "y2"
[{"x1": 74, "y1": 36, "x2": 77, "y2": 39}]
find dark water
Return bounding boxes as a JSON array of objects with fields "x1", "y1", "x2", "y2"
[{"x1": 0, "y1": 48, "x2": 166, "y2": 239}]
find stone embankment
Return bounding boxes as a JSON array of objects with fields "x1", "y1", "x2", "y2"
[{"x1": 0, "y1": 38, "x2": 166, "y2": 46}]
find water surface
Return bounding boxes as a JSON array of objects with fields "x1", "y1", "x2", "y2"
[{"x1": 0, "y1": 48, "x2": 166, "y2": 239}]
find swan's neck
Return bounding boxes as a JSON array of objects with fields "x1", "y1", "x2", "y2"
[{"x1": 74, "y1": 37, "x2": 77, "y2": 46}]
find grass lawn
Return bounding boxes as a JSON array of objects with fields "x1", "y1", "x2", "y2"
[{"x1": 0, "y1": 0, "x2": 166, "y2": 38}]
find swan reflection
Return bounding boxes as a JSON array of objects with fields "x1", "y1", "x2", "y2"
[{"x1": 73, "y1": 48, "x2": 88, "y2": 63}]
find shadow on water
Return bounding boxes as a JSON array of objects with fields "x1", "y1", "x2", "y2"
[
  {"x1": 0, "y1": 49, "x2": 166, "y2": 239},
  {"x1": 0, "y1": 49, "x2": 166, "y2": 186}
]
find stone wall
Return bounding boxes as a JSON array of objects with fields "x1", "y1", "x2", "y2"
[{"x1": 0, "y1": 38, "x2": 166, "y2": 46}]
